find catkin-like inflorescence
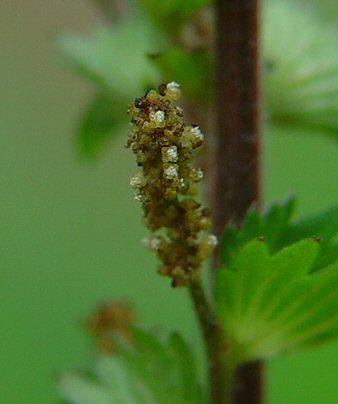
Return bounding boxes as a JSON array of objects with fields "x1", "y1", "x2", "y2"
[{"x1": 127, "y1": 82, "x2": 217, "y2": 287}]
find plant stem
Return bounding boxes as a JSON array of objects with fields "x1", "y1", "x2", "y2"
[
  {"x1": 210, "y1": 0, "x2": 261, "y2": 235},
  {"x1": 189, "y1": 280, "x2": 232, "y2": 404},
  {"x1": 232, "y1": 361, "x2": 264, "y2": 404},
  {"x1": 209, "y1": 0, "x2": 263, "y2": 403}
]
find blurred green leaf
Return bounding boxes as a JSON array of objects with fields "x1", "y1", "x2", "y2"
[
  {"x1": 221, "y1": 198, "x2": 338, "y2": 271},
  {"x1": 216, "y1": 238, "x2": 338, "y2": 361},
  {"x1": 118, "y1": 328, "x2": 175, "y2": 403},
  {"x1": 59, "y1": 373, "x2": 114, "y2": 404},
  {"x1": 150, "y1": 48, "x2": 211, "y2": 101},
  {"x1": 78, "y1": 93, "x2": 127, "y2": 158},
  {"x1": 168, "y1": 333, "x2": 204, "y2": 404},
  {"x1": 57, "y1": 19, "x2": 161, "y2": 99},
  {"x1": 167, "y1": 0, "x2": 210, "y2": 15},
  {"x1": 59, "y1": 328, "x2": 204, "y2": 404},
  {"x1": 140, "y1": 0, "x2": 210, "y2": 34},
  {"x1": 284, "y1": 203, "x2": 338, "y2": 243},
  {"x1": 264, "y1": 1, "x2": 338, "y2": 135},
  {"x1": 284, "y1": 203, "x2": 338, "y2": 268},
  {"x1": 95, "y1": 356, "x2": 145, "y2": 402}
]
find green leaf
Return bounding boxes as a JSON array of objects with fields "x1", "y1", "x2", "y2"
[
  {"x1": 59, "y1": 328, "x2": 204, "y2": 404},
  {"x1": 261, "y1": 197, "x2": 296, "y2": 250},
  {"x1": 277, "y1": 264, "x2": 338, "y2": 349},
  {"x1": 95, "y1": 356, "x2": 151, "y2": 404},
  {"x1": 249, "y1": 240, "x2": 320, "y2": 326},
  {"x1": 59, "y1": 373, "x2": 114, "y2": 404},
  {"x1": 140, "y1": 0, "x2": 210, "y2": 34},
  {"x1": 150, "y1": 48, "x2": 211, "y2": 102},
  {"x1": 284, "y1": 203, "x2": 338, "y2": 243},
  {"x1": 57, "y1": 19, "x2": 161, "y2": 99},
  {"x1": 78, "y1": 93, "x2": 127, "y2": 158},
  {"x1": 168, "y1": 333, "x2": 204, "y2": 404},
  {"x1": 284, "y1": 204, "x2": 338, "y2": 270},
  {"x1": 221, "y1": 197, "x2": 296, "y2": 266},
  {"x1": 167, "y1": 0, "x2": 210, "y2": 15},
  {"x1": 216, "y1": 240, "x2": 271, "y2": 335},
  {"x1": 216, "y1": 238, "x2": 338, "y2": 361},
  {"x1": 125, "y1": 328, "x2": 174, "y2": 404},
  {"x1": 264, "y1": 1, "x2": 338, "y2": 135},
  {"x1": 221, "y1": 198, "x2": 338, "y2": 270}
]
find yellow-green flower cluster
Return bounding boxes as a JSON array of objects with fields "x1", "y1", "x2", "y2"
[{"x1": 127, "y1": 82, "x2": 217, "y2": 287}]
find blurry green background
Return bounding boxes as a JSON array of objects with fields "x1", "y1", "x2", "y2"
[{"x1": 1, "y1": 1, "x2": 337, "y2": 403}]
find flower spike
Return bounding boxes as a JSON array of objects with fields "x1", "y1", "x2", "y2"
[{"x1": 127, "y1": 82, "x2": 217, "y2": 287}]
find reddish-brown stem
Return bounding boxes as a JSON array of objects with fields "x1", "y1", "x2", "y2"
[
  {"x1": 210, "y1": 0, "x2": 261, "y2": 234},
  {"x1": 208, "y1": 0, "x2": 263, "y2": 404},
  {"x1": 232, "y1": 361, "x2": 264, "y2": 404},
  {"x1": 189, "y1": 281, "x2": 230, "y2": 403}
]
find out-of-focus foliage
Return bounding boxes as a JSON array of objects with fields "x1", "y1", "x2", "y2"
[
  {"x1": 150, "y1": 48, "x2": 211, "y2": 101},
  {"x1": 57, "y1": 0, "x2": 338, "y2": 158},
  {"x1": 264, "y1": 1, "x2": 338, "y2": 134},
  {"x1": 139, "y1": 0, "x2": 210, "y2": 35},
  {"x1": 57, "y1": 19, "x2": 160, "y2": 98},
  {"x1": 77, "y1": 93, "x2": 128, "y2": 157},
  {"x1": 57, "y1": 17, "x2": 161, "y2": 157},
  {"x1": 59, "y1": 328, "x2": 204, "y2": 404}
]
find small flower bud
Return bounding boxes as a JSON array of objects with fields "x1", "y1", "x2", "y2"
[
  {"x1": 143, "y1": 236, "x2": 163, "y2": 251},
  {"x1": 134, "y1": 194, "x2": 143, "y2": 202},
  {"x1": 178, "y1": 178, "x2": 186, "y2": 191},
  {"x1": 163, "y1": 164, "x2": 179, "y2": 180},
  {"x1": 191, "y1": 168, "x2": 204, "y2": 182},
  {"x1": 149, "y1": 110, "x2": 165, "y2": 127},
  {"x1": 191, "y1": 126, "x2": 204, "y2": 141},
  {"x1": 199, "y1": 234, "x2": 218, "y2": 257},
  {"x1": 162, "y1": 146, "x2": 178, "y2": 163},
  {"x1": 199, "y1": 216, "x2": 212, "y2": 230},
  {"x1": 130, "y1": 172, "x2": 147, "y2": 188},
  {"x1": 165, "y1": 81, "x2": 181, "y2": 101},
  {"x1": 206, "y1": 234, "x2": 218, "y2": 247},
  {"x1": 182, "y1": 126, "x2": 204, "y2": 149}
]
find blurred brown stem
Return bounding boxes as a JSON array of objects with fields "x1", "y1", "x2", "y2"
[
  {"x1": 210, "y1": 0, "x2": 261, "y2": 235},
  {"x1": 208, "y1": 0, "x2": 263, "y2": 403},
  {"x1": 189, "y1": 280, "x2": 230, "y2": 403}
]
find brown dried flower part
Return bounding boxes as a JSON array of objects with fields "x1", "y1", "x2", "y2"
[
  {"x1": 127, "y1": 82, "x2": 217, "y2": 287},
  {"x1": 86, "y1": 302, "x2": 135, "y2": 353}
]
